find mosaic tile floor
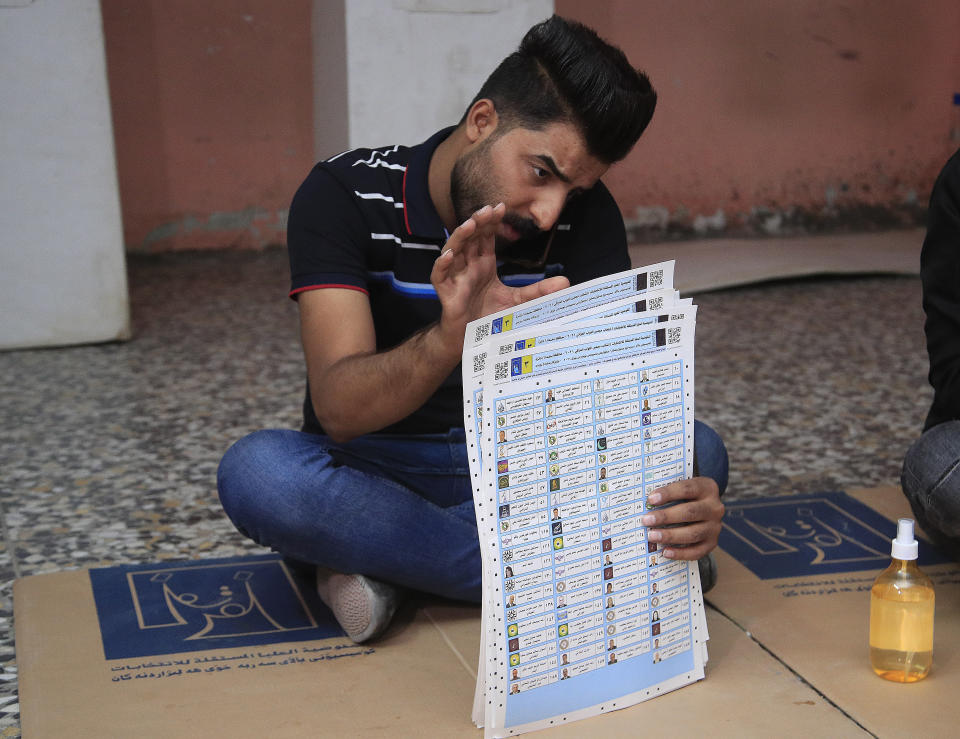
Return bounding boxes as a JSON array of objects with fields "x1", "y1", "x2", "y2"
[{"x1": 0, "y1": 248, "x2": 931, "y2": 736}]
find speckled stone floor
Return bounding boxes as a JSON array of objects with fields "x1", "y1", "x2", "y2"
[{"x1": 0, "y1": 247, "x2": 931, "y2": 736}]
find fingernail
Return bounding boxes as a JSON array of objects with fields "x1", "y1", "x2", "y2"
[
  {"x1": 648, "y1": 492, "x2": 661, "y2": 505},
  {"x1": 647, "y1": 530, "x2": 661, "y2": 542},
  {"x1": 662, "y1": 549, "x2": 675, "y2": 559},
  {"x1": 641, "y1": 514, "x2": 655, "y2": 526}
]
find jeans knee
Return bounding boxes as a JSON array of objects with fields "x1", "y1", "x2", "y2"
[
  {"x1": 694, "y1": 420, "x2": 729, "y2": 496},
  {"x1": 901, "y1": 421, "x2": 960, "y2": 537},
  {"x1": 217, "y1": 433, "x2": 253, "y2": 529},
  {"x1": 902, "y1": 422, "x2": 960, "y2": 493},
  {"x1": 901, "y1": 437, "x2": 926, "y2": 502},
  {"x1": 217, "y1": 429, "x2": 295, "y2": 529}
]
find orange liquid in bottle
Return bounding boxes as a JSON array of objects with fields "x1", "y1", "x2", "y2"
[{"x1": 869, "y1": 558, "x2": 934, "y2": 683}]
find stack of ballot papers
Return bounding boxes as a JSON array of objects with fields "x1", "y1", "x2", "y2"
[{"x1": 461, "y1": 261, "x2": 709, "y2": 737}]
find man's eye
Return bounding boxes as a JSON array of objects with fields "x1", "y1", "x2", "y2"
[{"x1": 533, "y1": 166, "x2": 549, "y2": 179}]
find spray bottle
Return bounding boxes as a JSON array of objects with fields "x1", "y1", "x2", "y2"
[{"x1": 869, "y1": 518, "x2": 935, "y2": 682}]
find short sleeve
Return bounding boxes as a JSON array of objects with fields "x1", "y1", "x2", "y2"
[{"x1": 287, "y1": 165, "x2": 371, "y2": 299}]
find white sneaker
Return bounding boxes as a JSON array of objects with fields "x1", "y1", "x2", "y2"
[{"x1": 315, "y1": 567, "x2": 400, "y2": 643}]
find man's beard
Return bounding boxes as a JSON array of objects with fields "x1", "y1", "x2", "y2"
[{"x1": 449, "y1": 139, "x2": 541, "y2": 253}]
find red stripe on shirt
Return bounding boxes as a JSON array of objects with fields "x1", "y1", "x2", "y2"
[{"x1": 288, "y1": 284, "x2": 369, "y2": 300}]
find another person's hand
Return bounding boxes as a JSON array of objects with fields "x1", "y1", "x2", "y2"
[
  {"x1": 431, "y1": 203, "x2": 569, "y2": 346},
  {"x1": 642, "y1": 478, "x2": 724, "y2": 560}
]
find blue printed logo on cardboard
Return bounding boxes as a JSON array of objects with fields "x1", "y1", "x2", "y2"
[
  {"x1": 718, "y1": 492, "x2": 951, "y2": 579},
  {"x1": 511, "y1": 357, "x2": 522, "y2": 376},
  {"x1": 89, "y1": 554, "x2": 343, "y2": 659},
  {"x1": 491, "y1": 317, "x2": 503, "y2": 334}
]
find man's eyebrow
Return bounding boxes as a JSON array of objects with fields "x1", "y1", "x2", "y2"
[{"x1": 534, "y1": 155, "x2": 571, "y2": 183}]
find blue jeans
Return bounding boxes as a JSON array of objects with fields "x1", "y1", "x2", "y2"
[
  {"x1": 217, "y1": 421, "x2": 728, "y2": 603},
  {"x1": 901, "y1": 420, "x2": 960, "y2": 558}
]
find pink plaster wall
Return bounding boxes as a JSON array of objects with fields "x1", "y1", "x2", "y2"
[
  {"x1": 101, "y1": 1, "x2": 960, "y2": 251},
  {"x1": 101, "y1": 0, "x2": 313, "y2": 251},
  {"x1": 559, "y1": 0, "x2": 960, "y2": 239}
]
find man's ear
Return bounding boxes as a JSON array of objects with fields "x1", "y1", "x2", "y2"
[{"x1": 465, "y1": 98, "x2": 499, "y2": 144}]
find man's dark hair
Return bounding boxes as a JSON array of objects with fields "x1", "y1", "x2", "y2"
[{"x1": 463, "y1": 15, "x2": 657, "y2": 163}]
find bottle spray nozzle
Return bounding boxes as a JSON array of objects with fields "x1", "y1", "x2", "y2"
[{"x1": 891, "y1": 517, "x2": 919, "y2": 560}]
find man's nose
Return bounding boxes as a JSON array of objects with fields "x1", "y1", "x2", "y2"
[{"x1": 530, "y1": 189, "x2": 567, "y2": 231}]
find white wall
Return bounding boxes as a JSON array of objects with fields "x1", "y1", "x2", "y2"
[
  {"x1": 0, "y1": 0, "x2": 129, "y2": 349},
  {"x1": 314, "y1": 0, "x2": 554, "y2": 157}
]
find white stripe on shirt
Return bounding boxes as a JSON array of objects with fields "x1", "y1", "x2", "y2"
[
  {"x1": 354, "y1": 191, "x2": 405, "y2": 208},
  {"x1": 370, "y1": 233, "x2": 441, "y2": 251},
  {"x1": 352, "y1": 147, "x2": 404, "y2": 170}
]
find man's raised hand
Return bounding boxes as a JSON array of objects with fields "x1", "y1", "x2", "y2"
[{"x1": 431, "y1": 203, "x2": 569, "y2": 348}]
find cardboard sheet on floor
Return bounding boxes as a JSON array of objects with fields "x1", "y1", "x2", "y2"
[
  {"x1": 14, "y1": 556, "x2": 478, "y2": 737},
  {"x1": 15, "y1": 553, "x2": 867, "y2": 737},
  {"x1": 708, "y1": 486, "x2": 959, "y2": 738},
  {"x1": 426, "y1": 600, "x2": 863, "y2": 737}
]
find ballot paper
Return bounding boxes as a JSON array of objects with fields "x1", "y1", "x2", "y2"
[{"x1": 462, "y1": 262, "x2": 708, "y2": 737}]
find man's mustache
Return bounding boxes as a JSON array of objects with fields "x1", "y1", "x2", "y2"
[{"x1": 501, "y1": 212, "x2": 541, "y2": 240}]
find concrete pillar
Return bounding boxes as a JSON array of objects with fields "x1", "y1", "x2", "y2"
[
  {"x1": 0, "y1": 0, "x2": 130, "y2": 349},
  {"x1": 312, "y1": 0, "x2": 554, "y2": 159}
]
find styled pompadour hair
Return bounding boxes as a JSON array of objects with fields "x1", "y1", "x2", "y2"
[{"x1": 464, "y1": 15, "x2": 657, "y2": 163}]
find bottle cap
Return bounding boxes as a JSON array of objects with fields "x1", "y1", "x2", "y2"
[{"x1": 891, "y1": 518, "x2": 919, "y2": 560}]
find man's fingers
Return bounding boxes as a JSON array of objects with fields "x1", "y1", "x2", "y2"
[
  {"x1": 647, "y1": 477, "x2": 718, "y2": 507},
  {"x1": 647, "y1": 520, "x2": 714, "y2": 547},
  {"x1": 642, "y1": 499, "x2": 722, "y2": 528},
  {"x1": 447, "y1": 203, "x2": 503, "y2": 261},
  {"x1": 474, "y1": 201, "x2": 504, "y2": 225},
  {"x1": 660, "y1": 540, "x2": 716, "y2": 562},
  {"x1": 514, "y1": 275, "x2": 571, "y2": 302},
  {"x1": 444, "y1": 208, "x2": 481, "y2": 256},
  {"x1": 460, "y1": 205, "x2": 492, "y2": 262},
  {"x1": 648, "y1": 518, "x2": 721, "y2": 561},
  {"x1": 431, "y1": 247, "x2": 454, "y2": 282},
  {"x1": 449, "y1": 215, "x2": 477, "y2": 243},
  {"x1": 640, "y1": 476, "x2": 724, "y2": 561},
  {"x1": 644, "y1": 479, "x2": 723, "y2": 524},
  {"x1": 471, "y1": 203, "x2": 504, "y2": 258}
]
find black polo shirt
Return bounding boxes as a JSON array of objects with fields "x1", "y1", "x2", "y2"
[{"x1": 287, "y1": 127, "x2": 631, "y2": 435}]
